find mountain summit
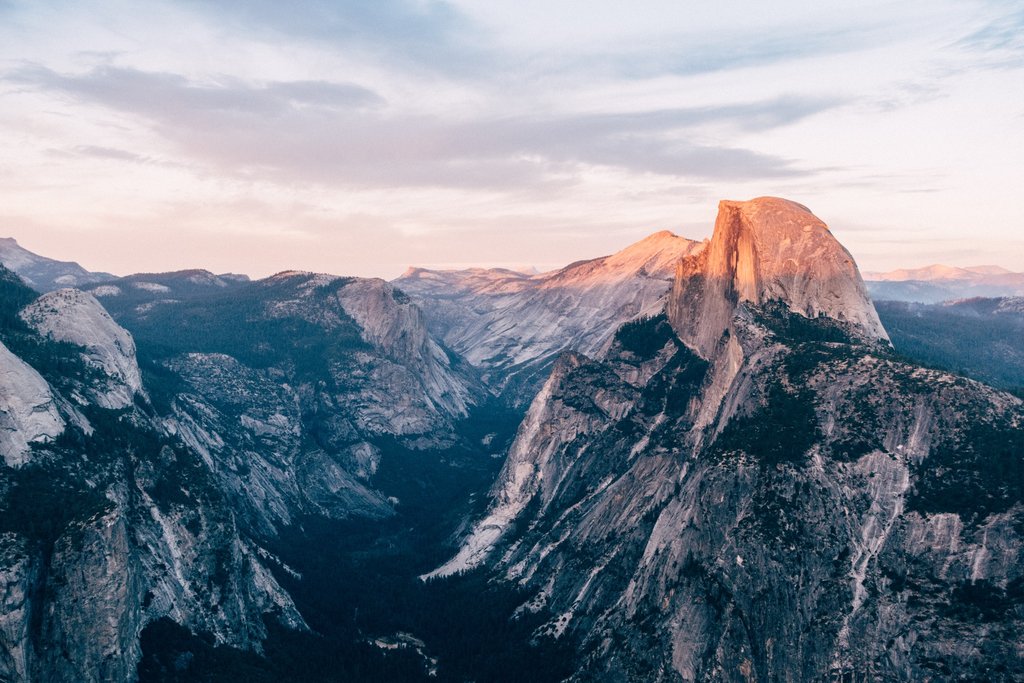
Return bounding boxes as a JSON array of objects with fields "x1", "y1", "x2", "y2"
[
  {"x1": 0, "y1": 237, "x2": 114, "y2": 291},
  {"x1": 397, "y1": 229, "x2": 703, "y2": 402},
  {"x1": 668, "y1": 197, "x2": 888, "y2": 358}
]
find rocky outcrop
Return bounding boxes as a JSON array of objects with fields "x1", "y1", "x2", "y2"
[
  {"x1": 0, "y1": 534, "x2": 35, "y2": 681},
  {"x1": 162, "y1": 351, "x2": 393, "y2": 535},
  {"x1": 0, "y1": 255, "x2": 497, "y2": 680},
  {"x1": 38, "y1": 510, "x2": 142, "y2": 683},
  {"x1": 336, "y1": 278, "x2": 478, "y2": 420},
  {"x1": 0, "y1": 340, "x2": 65, "y2": 467},
  {"x1": 147, "y1": 272, "x2": 487, "y2": 534},
  {"x1": 436, "y1": 198, "x2": 1024, "y2": 681},
  {"x1": 0, "y1": 275, "x2": 308, "y2": 681},
  {"x1": 20, "y1": 288, "x2": 144, "y2": 409}
]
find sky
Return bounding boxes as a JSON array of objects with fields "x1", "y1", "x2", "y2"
[{"x1": 0, "y1": 0, "x2": 1022, "y2": 279}]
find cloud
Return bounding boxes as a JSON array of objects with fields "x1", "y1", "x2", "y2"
[
  {"x1": 7, "y1": 64, "x2": 384, "y2": 115},
  {"x1": 182, "y1": 0, "x2": 491, "y2": 75},
  {"x1": 49, "y1": 145, "x2": 191, "y2": 170},
  {"x1": 70, "y1": 145, "x2": 150, "y2": 162},
  {"x1": 9, "y1": 64, "x2": 840, "y2": 189},
  {"x1": 608, "y1": 25, "x2": 879, "y2": 79},
  {"x1": 956, "y1": 4, "x2": 1024, "y2": 68}
]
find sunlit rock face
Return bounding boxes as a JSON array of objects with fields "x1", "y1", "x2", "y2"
[
  {"x1": 397, "y1": 230, "x2": 704, "y2": 403},
  {"x1": 435, "y1": 198, "x2": 1024, "y2": 681},
  {"x1": 668, "y1": 197, "x2": 889, "y2": 360}
]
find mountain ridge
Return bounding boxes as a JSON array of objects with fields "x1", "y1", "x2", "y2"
[
  {"x1": 0, "y1": 236, "x2": 115, "y2": 292},
  {"x1": 2, "y1": 200, "x2": 1023, "y2": 681},
  {"x1": 864, "y1": 263, "x2": 1020, "y2": 281},
  {"x1": 864, "y1": 262, "x2": 1024, "y2": 303},
  {"x1": 396, "y1": 229, "x2": 704, "y2": 402}
]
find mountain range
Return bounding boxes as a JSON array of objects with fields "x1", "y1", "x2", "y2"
[
  {"x1": 0, "y1": 198, "x2": 1021, "y2": 682},
  {"x1": 396, "y1": 230, "x2": 703, "y2": 404},
  {"x1": 0, "y1": 237, "x2": 114, "y2": 292},
  {"x1": 863, "y1": 263, "x2": 1024, "y2": 303}
]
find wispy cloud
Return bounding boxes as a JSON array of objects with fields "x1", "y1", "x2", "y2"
[
  {"x1": 955, "y1": 4, "x2": 1024, "y2": 68},
  {"x1": 68, "y1": 145, "x2": 150, "y2": 162},
  {"x1": 7, "y1": 64, "x2": 384, "y2": 114},
  {"x1": 45, "y1": 144, "x2": 190, "y2": 171},
  {"x1": 606, "y1": 25, "x2": 883, "y2": 79},
  {"x1": 8, "y1": 64, "x2": 839, "y2": 188},
  {"x1": 182, "y1": 0, "x2": 491, "y2": 76}
]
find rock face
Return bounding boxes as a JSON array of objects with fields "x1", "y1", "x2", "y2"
[
  {"x1": 0, "y1": 533, "x2": 36, "y2": 681},
  {"x1": 121, "y1": 270, "x2": 488, "y2": 535},
  {"x1": 20, "y1": 288, "x2": 145, "y2": 409},
  {"x1": 142, "y1": 273, "x2": 486, "y2": 534},
  {"x1": 0, "y1": 340, "x2": 65, "y2": 467},
  {"x1": 3, "y1": 199, "x2": 1023, "y2": 681},
  {"x1": 397, "y1": 230, "x2": 703, "y2": 402},
  {"x1": 0, "y1": 267, "x2": 310, "y2": 681},
  {"x1": 667, "y1": 197, "x2": 888, "y2": 359},
  {"x1": 436, "y1": 198, "x2": 1024, "y2": 681},
  {"x1": 336, "y1": 278, "x2": 477, "y2": 420}
]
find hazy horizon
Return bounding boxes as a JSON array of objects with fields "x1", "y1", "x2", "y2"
[
  {"x1": 2, "y1": 0, "x2": 1022, "y2": 278},
  {"x1": 4, "y1": 215, "x2": 1024, "y2": 283}
]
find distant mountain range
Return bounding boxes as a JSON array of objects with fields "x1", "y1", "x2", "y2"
[
  {"x1": 863, "y1": 263, "x2": 1024, "y2": 303},
  {"x1": 8, "y1": 230, "x2": 1021, "y2": 306},
  {"x1": 0, "y1": 237, "x2": 114, "y2": 291}
]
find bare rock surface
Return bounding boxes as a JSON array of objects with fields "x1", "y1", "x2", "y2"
[
  {"x1": 20, "y1": 288, "x2": 144, "y2": 409},
  {"x1": 397, "y1": 230, "x2": 703, "y2": 401}
]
